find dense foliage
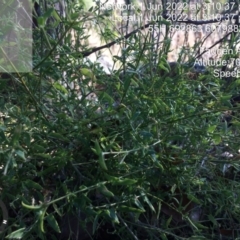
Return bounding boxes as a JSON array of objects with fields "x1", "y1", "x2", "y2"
[{"x1": 1, "y1": 0, "x2": 240, "y2": 239}]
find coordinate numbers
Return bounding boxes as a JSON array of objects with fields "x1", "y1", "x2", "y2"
[
  {"x1": 206, "y1": 24, "x2": 240, "y2": 33},
  {"x1": 148, "y1": 23, "x2": 240, "y2": 33},
  {"x1": 165, "y1": 2, "x2": 237, "y2": 12},
  {"x1": 148, "y1": 24, "x2": 202, "y2": 32}
]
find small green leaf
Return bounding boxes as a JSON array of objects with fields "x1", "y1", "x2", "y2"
[
  {"x1": 118, "y1": 205, "x2": 145, "y2": 213},
  {"x1": 186, "y1": 216, "x2": 198, "y2": 230},
  {"x1": 134, "y1": 198, "x2": 145, "y2": 211},
  {"x1": 115, "y1": 178, "x2": 137, "y2": 185},
  {"x1": 70, "y1": 12, "x2": 80, "y2": 20},
  {"x1": 80, "y1": 68, "x2": 95, "y2": 79},
  {"x1": 158, "y1": 63, "x2": 169, "y2": 73},
  {"x1": 23, "y1": 180, "x2": 43, "y2": 191},
  {"x1": 160, "y1": 233, "x2": 168, "y2": 240},
  {"x1": 105, "y1": 174, "x2": 137, "y2": 185},
  {"x1": 53, "y1": 203, "x2": 63, "y2": 217},
  {"x1": 122, "y1": 75, "x2": 131, "y2": 100},
  {"x1": 33, "y1": 144, "x2": 46, "y2": 153},
  {"x1": 88, "y1": 6, "x2": 94, "y2": 12},
  {"x1": 43, "y1": 8, "x2": 55, "y2": 18},
  {"x1": 141, "y1": 193, "x2": 155, "y2": 213},
  {"x1": 37, "y1": 17, "x2": 46, "y2": 28},
  {"x1": 188, "y1": 236, "x2": 207, "y2": 240},
  {"x1": 187, "y1": 194, "x2": 201, "y2": 204},
  {"x1": 94, "y1": 140, "x2": 108, "y2": 171},
  {"x1": 48, "y1": 133, "x2": 68, "y2": 141},
  {"x1": 46, "y1": 214, "x2": 61, "y2": 233},
  {"x1": 34, "y1": 153, "x2": 51, "y2": 159},
  {"x1": 166, "y1": 215, "x2": 172, "y2": 228},
  {"x1": 171, "y1": 184, "x2": 177, "y2": 194},
  {"x1": 53, "y1": 82, "x2": 68, "y2": 94},
  {"x1": 207, "y1": 125, "x2": 217, "y2": 133},
  {"x1": 194, "y1": 222, "x2": 209, "y2": 229},
  {"x1": 102, "y1": 92, "x2": 114, "y2": 104},
  {"x1": 15, "y1": 150, "x2": 26, "y2": 161},
  {"x1": 93, "y1": 213, "x2": 100, "y2": 234},
  {"x1": 5, "y1": 228, "x2": 26, "y2": 239},
  {"x1": 98, "y1": 184, "x2": 114, "y2": 197},
  {"x1": 52, "y1": 9, "x2": 61, "y2": 22},
  {"x1": 212, "y1": 134, "x2": 222, "y2": 145},
  {"x1": 208, "y1": 214, "x2": 218, "y2": 226},
  {"x1": 0, "y1": 129, "x2": 6, "y2": 142},
  {"x1": 109, "y1": 208, "x2": 119, "y2": 224}
]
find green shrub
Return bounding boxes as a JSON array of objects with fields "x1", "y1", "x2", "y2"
[{"x1": 1, "y1": 1, "x2": 240, "y2": 240}]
